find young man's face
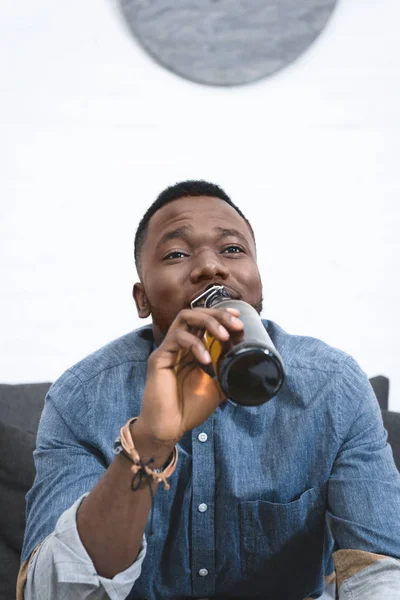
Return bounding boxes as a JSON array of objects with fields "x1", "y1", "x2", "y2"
[{"x1": 133, "y1": 195, "x2": 263, "y2": 344}]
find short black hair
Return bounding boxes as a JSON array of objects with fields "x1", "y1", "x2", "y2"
[{"x1": 134, "y1": 180, "x2": 255, "y2": 274}]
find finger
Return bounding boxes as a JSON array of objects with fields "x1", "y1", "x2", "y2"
[
  {"x1": 195, "y1": 307, "x2": 243, "y2": 332},
  {"x1": 199, "y1": 308, "x2": 244, "y2": 338},
  {"x1": 185, "y1": 324, "x2": 205, "y2": 340},
  {"x1": 171, "y1": 308, "x2": 243, "y2": 342},
  {"x1": 171, "y1": 330, "x2": 212, "y2": 365},
  {"x1": 173, "y1": 349, "x2": 193, "y2": 376}
]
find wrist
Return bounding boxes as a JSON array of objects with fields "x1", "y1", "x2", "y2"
[{"x1": 131, "y1": 417, "x2": 177, "y2": 468}]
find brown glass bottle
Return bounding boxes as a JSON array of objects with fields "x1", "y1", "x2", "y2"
[{"x1": 192, "y1": 286, "x2": 285, "y2": 406}]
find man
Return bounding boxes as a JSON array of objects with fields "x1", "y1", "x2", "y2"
[{"x1": 19, "y1": 180, "x2": 400, "y2": 599}]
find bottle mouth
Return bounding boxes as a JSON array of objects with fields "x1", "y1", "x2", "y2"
[{"x1": 190, "y1": 285, "x2": 234, "y2": 309}]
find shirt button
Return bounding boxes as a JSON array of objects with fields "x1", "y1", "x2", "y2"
[
  {"x1": 198, "y1": 503, "x2": 208, "y2": 513},
  {"x1": 198, "y1": 432, "x2": 208, "y2": 442},
  {"x1": 198, "y1": 568, "x2": 208, "y2": 577}
]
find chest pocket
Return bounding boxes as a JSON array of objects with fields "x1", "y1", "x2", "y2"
[{"x1": 238, "y1": 485, "x2": 327, "y2": 598}]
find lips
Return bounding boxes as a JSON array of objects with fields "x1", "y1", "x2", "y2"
[{"x1": 189, "y1": 284, "x2": 240, "y2": 307}]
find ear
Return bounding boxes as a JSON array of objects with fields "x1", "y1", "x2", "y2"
[{"x1": 133, "y1": 282, "x2": 151, "y2": 318}]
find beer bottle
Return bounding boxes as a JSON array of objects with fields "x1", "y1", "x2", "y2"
[{"x1": 191, "y1": 285, "x2": 285, "y2": 406}]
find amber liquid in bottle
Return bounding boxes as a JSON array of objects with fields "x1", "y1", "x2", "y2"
[{"x1": 194, "y1": 287, "x2": 285, "y2": 406}]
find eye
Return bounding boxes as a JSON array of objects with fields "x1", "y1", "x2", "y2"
[
  {"x1": 163, "y1": 250, "x2": 189, "y2": 260},
  {"x1": 222, "y1": 245, "x2": 244, "y2": 254}
]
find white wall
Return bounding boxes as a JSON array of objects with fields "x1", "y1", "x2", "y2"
[{"x1": 1, "y1": 0, "x2": 400, "y2": 410}]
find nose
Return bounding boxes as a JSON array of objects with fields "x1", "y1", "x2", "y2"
[{"x1": 189, "y1": 250, "x2": 229, "y2": 284}]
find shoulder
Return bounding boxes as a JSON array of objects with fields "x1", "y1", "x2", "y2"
[
  {"x1": 264, "y1": 320, "x2": 372, "y2": 421},
  {"x1": 46, "y1": 325, "x2": 154, "y2": 415},
  {"x1": 66, "y1": 325, "x2": 154, "y2": 383},
  {"x1": 264, "y1": 319, "x2": 351, "y2": 373}
]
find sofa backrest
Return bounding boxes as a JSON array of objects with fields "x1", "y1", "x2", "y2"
[
  {"x1": 0, "y1": 383, "x2": 51, "y2": 600},
  {"x1": 0, "y1": 383, "x2": 52, "y2": 432}
]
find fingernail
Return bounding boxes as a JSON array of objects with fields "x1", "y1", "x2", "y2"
[
  {"x1": 230, "y1": 316, "x2": 242, "y2": 326},
  {"x1": 218, "y1": 325, "x2": 229, "y2": 337},
  {"x1": 203, "y1": 349, "x2": 211, "y2": 362},
  {"x1": 226, "y1": 308, "x2": 240, "y2": 315}
]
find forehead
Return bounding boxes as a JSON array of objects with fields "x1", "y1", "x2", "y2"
[{"x1": 146, "y1": 195, "x2": 251, "y2": 241}]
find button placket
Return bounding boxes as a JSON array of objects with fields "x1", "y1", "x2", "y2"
[{"x1": 191, "y1": 418, "x2": 215, "y2": 597}]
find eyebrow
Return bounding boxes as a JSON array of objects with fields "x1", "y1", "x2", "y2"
[
  {"x1": 215, "y1": 227, "x2": 249, "y2": 245},
  {"x1": 156, "y1": 225, "x2": 249, "y2": 249},
  {"x1": 155, "y1": 226, "x2": 192, "y2": 249}
]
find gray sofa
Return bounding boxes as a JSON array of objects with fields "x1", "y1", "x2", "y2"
[
  {"x1": 0, "y1": 383, "x2": 51, "y2": 600},
  {"x1": 0, "y1": 379, "x2": 399, "y2": 600}
]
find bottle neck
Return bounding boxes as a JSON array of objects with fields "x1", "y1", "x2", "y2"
[{"x1": 205, "y1": 287, "x2": 234, "y2": 308}]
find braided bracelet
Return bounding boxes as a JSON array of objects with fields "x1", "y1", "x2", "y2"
[{"x1": 113, "y1": 417, "x2": 178, "y2": 491}]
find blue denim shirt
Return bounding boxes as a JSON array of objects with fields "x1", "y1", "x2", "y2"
[{"x1": 22, "y1": 320, "x2": 400, "y2": 599}]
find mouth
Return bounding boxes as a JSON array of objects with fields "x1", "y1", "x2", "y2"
[{"x1": 189, "y1": 284, "x2": 240, "y2": 309}]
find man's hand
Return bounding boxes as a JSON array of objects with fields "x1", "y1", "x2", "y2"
[{"x1": 133, "y1": 306, "x2": 243, "y2": 451}]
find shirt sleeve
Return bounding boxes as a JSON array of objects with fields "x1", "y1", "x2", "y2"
[
  {"x1": 20, "y1": 370, "x2": 146, "y2": 599},
  {"x1": 328, "y1": 356, "x2": 400, "y2": 596},
  {"x1": 21, "y1": 371, "x2": 109, "y2": 563},
  {"x1": 23, "y1": 493, "x2": 146, "y2": 600},
  {"x1": 334, "y1": 550, "x2": 400, "y2": 599}
]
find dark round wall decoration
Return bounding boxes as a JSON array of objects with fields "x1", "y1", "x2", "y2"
[{"x1": 120, "y1": 0, "x2": 338, "y2": 86}]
